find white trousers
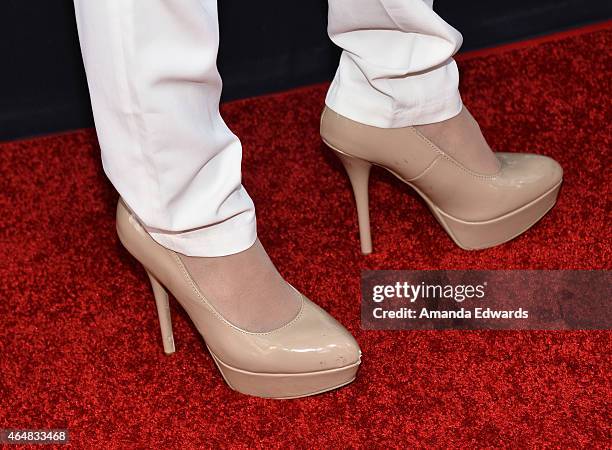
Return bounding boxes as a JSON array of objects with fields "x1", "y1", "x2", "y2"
[{"x1": 73, "y1": 0, "x2": 463, "y2": 257}]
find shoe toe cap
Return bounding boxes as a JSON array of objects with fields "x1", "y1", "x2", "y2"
[
  {"x1": 296, "y1": 298, "x2": 362, "y2": 370},
  {"x1": 268, "y1": 296, "x2": 361, "y2": 372},
  {"x1": 497, "y1": 152, "x2": 563, "y2": 194}
]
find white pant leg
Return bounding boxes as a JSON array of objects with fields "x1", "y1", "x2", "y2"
[
  {"x1": 326, "y1": 0, "x2": 464, "y2": 128},
  {"x1": 73, "y1": 0, "x2": 256, "y2": 257}
]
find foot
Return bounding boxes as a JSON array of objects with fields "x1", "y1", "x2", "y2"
[
  {"x1": 179, "y1": 239, "x2": 301, "y2": 332},
  {"x1": 415, "y1": 106, "x2": 501, "y2": 174},
  {"x1": 320, "y1": 105, "x2": 563, "y2": 251},
  {"x1": 117, "y1": 199, "x2": 361, "y2": 398}
]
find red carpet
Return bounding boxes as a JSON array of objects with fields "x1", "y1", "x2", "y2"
[{"x1": 1, "y1": 23, "x2": 610, "y2": 448}]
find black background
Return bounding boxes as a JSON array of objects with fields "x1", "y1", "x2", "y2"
[{"x1": 1, "y1": 1, "x2": 610, "y2": 140}]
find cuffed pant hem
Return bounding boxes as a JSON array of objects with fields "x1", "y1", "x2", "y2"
[
  {"x1": 325, "y1": 88, "x2": 463, "y2": 129},
  {"x1": 145, "y1": 214, "x2": 258, "y2": 257}
]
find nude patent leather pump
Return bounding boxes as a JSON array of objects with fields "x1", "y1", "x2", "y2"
[
  {"x1": 116, "y1": 198, "x2": 361, "y2": 399},
  {"x1": 320, "y1": 106, "x2": 563, "y2": 254}
]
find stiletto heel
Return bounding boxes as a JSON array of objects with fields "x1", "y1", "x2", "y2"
[
  {"x1": 146, "y1": 270, "x2": 176, "y2": 355},
  {"x1": 332, "y1": 148, "x2": 373, "y2": 254}
]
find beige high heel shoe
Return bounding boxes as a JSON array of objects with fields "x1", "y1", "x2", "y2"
[
  {"x1": 116, "y1": 198, "x2": 361, "y2": 399},
  {"x1": 320, "y1": 106, "x2": 563, "y2": 253}
]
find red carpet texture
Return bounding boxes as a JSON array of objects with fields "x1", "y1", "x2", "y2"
[{"x1": 1, "y1": 23, "x2": 611, "y2": 448}]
